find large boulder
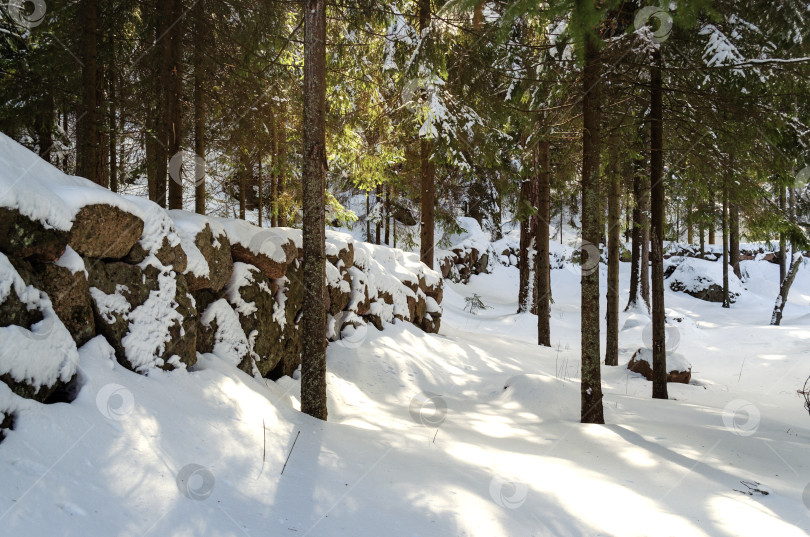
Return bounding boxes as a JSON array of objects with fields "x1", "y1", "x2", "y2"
[
  {"x1": 667, "y1": 257, "x2": 743, "y2": 303},
  {"x1": 220, "y1": 221, "x2": 299, "y2": 280},
  {"x1": 0, "y1": 207, "x2": 68, "y2": 262},
  {"x1": 326, "y1": 262, "x2": 351, "y2": 316},
  {"x1": 326, "y1": 237, "x2": 354, "y2": 270},
  {"x1": 269, "y1": 260, "x2": 305, "y2": 379},
  {"x1": 231, "y1": 237, "x2": 297, "y2": 280},
  {"x1": 125, "y1": 236, "x2": 188, "y2": 273},
  {"x1": 86, "y1": 258, "x2": 197, "y2": 372},
  {"x1": 225, "y1": 262, "x2": 300, "y2": 378},
  {"x1": 197, "y1": 298, "x2": 253, "y2": 375},
  {"x1": 184, "y1": 224, "x2": 234, "y2": 292},
  {"x1": 122, "y1": 197, "x2": 187, "y2": 272},
  {"x1": 421, "y1": 296, "x2": 442, "y2": 334},
  {"x1": 69, "y1": 204, "x2": 144, "y2": 259},
  {"x1": 346, "y1": 267, "x2": 371, "y2": 316},
  {"x1": 627, "y1": 348, "x2": 691, "y2": 384},
  {"x1": 32, "y1": 249, "x2": 95, "y2": 347},
  {"x1": 0, "y1": 252, "x2": 78, "y2": 402}
]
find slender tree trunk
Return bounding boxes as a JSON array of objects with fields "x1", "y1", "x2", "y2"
[
  {"x1": 626, "y1": 146, "x2": 643, "y2": 311},
  {"x1": 366, "y1": 190, "x2": 371, "y2": 241},
  {"x1": 300, "y1": 0, "x2": 328, "y2": 421},
  {"x1": 77, "y1": 0, "x2": 101, "y2": 185},
  {"x1": 108, "y1": 73, "x2": 118, "y2": 193},
  {"x1": 385, "y1": 184, "x2": 391, "y2": 245},
  {"x1": 779, "y1": 185, "x2": 787, "y2": 282},
  {"x1": 35, "y1": 96, "x2": 54, "y2": 163},
  {"x1": 580, "y1": 37, "x2": 605, "y2": 424},
  {"x1": 708, "y1": 190, "x2": 716, "y2": 246},
  {"x1": 517, "y1": 148, "x2": 539, "y2": 313},
  {"x1": 639, "y1": 133, "x2": 650, "y2": 310},
  {"x1": 239, "y1": 153, "x2": 247, "y2": 220},
  {"x1": 730, "y1": 199, "x2": 740, "y2": 279},
  {"x1": 605, "y1": 156, "x2": 620, "y2": 366},
  {"x1": 155, "y1": 0, "x2": 171, "y2": 207},
  {"x1": 419, "y1": 141, "x2": 435, "y2": 268},
  {"x1": 624, "y1": 203, "x2": 631, "y2": 242},
  {"x1": 167, "y1": 0, "x2": 183, "y2": 210},
  {"x1": 418, "y1": 0, "x2": 435, "y2": 269},
  {"x1": 258, "y1": 157, "x2": 263, "y2": 227},
  {"x1": 699, "y1": 220, "x2": 705, "y2": 256},
  {"x1": 771, "y1": 254, "x2": 803, "y2": 326},
  {"x1": 278, "y1": 114, "x2": 287, "y2": 227},
  {"x1": 193, "y1": 0, "x2": 206, "y2": 215},
  {"x1": 269, "y1": 107, "x2": 278, "y2": 226},
  {"x1": 722, "y1": 175, "x2": 730, "y2": 308},
  {"x1": 375, "y1": 184, "x2": 382, "y2": 245},
  {"x1": 537, "y1": 140, "x2": 551, "y2": 346},
  {"x1": 650, "y1": 48, "x2": 668, "y2": 400},
  {"x1": 146, "y1": 126, "x2": 158, "y2": 201}
]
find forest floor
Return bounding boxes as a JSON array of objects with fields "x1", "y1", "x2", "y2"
[{"x1": 1, "y1": 256, "x2": 809, "y2": 536}]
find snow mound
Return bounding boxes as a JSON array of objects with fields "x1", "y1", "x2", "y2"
[
  {"x1": 667, "y1": 257, "x2": 744, "y2": 302},
  {"x1": 631, "y1": 347, "x2": 692, "y2": 373},
  {"x1": 497, "y1": 374, "x2": 577, "y2": 422}
]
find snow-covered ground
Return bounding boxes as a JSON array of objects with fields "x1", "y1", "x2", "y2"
[{"x1": 1, "y1": 253, "x2": 809, "y2": 536}]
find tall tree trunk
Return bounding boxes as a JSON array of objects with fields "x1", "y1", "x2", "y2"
[
  {"x1": 155, "y1": 0, "x2": 171, "y2": 207},
  {"x1": 366, "y1": 190, "x2": 371, "y2": 241},
  {"x1": 239, "y1": 153, "x2": 247, "y2": 220},
  {"x1": 108, "y1": 72, "x2": 118, "y2": 193},
  {"x1": 536, "y1": 140, "x2": 551, "y2": 346},
  {"x1": 708, "y1": 190, "x2": 716, "y2": 246},
  {"x1": 269, "y1": 107, "x2": 278, "y2": 226},
  {"x1": 300, "y1": 0, "x2": 328, "y2": 421},
  {"x1": 385, "y1": 184, "x2": 391, "y2": 245},
  {"x1": 518, "y1": 146, "x2": 539, "y2": 313},
  {"x1": 624, "y1": 203, "x2": 631, "y2": 242},
  {"x1": 650, "y1": 48, "x2": 668, "y2": 400},
  {"x1": 36, "y1": 97, "x2": 54, "y2": 163},
  {"x1": 605, "y1": 156, "x2": 620, "y2": 366},
  {"x1": 258, "y1": 157, "x2": 263, "y2": 227},
  {"x1": 277, "y1": 114, "x2": 287, "y2": 227},
  {"x1": 146, "y1": 126, "x2": 158, "y2": 201},
  {"x1": 77, "y1": 0, "x2": 101, "y2": 185},
  {"x1": 418, "y1": 0, "x2": 435, "y2": 270},
  {"x1": 375, "y1": 184, "x2": 382, "y2": 245},
  {"x1": 779, "y1": 185, "x2": 787, "y2": 282},
  {"x1": 730, "y1": 199, "x2": 740, "y2": 279},
  {"x1": 167, "y1": 0, "x2": 184, "y2": 210},
  {"x1": 580, "y1": 37, "x2": 605, "y2": 424},
  {"x1": 193, "y1": 0, "x2": 206, "y2": 215},
  {"x1": 626, "y1": 144, "x2": 643, "y2": 311},
  {"x1": 722, "y1": 175, "x2": 730, "y2": 308},
  {"x1": 771, "y1": 254, "x2": 803, "y2": 326},
  {"x1": 687, "y1": 216, "x2": 693, "y2": 244},
  {"x1": 640, "y1": 134, "x2": 651, "y2": 310}
]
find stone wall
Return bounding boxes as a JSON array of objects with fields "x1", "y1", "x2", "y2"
[{"x1": 0, "y1": 201, "x2": 442, "y2": 405}]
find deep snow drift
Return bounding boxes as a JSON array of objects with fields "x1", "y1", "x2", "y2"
[{"x1": 1, "y1": 238, "x2": 810, "y2": 536}]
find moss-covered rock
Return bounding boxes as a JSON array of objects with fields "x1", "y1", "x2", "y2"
[{"x1": 0, "y1": 207, "x2": 68, "y2": 262}]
